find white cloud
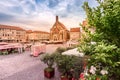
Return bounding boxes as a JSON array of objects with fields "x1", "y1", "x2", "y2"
[{"x1": 0, "y1": 0, "x2": 87, "y2": 32}]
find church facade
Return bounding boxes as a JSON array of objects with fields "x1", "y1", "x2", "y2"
[{"x1": 50, "y1": 16, "x2": 70, "y2": 42}]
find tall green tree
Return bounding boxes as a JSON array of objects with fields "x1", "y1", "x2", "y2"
[
  {"x1": 83, "y1": 0, "x2": 120, "y2": 47},
  {"x1": 80, "y1": 0, "x2": 120, "y2": 79}
]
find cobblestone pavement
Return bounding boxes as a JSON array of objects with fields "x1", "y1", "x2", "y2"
[
  {"x1": 0, "y1": 44, "x2": 63, "y2": 80},
  {"x1": 45, "y1": 44, "x2": 66, "y2": 54}
]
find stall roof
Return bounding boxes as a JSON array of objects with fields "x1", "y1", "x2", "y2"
[{"x1": 62, "y1": 48, "x2": 84, "y2": 57}]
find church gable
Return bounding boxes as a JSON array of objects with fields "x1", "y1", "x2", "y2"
[
  {"x1": 51, "y1": 23, "x2": 60, "y2": 31},
  {"x1": 50, "y1": 16, "x2": 70, "y2": 42},
  {"x1": 52, "y1": 27, "x2": 59, "y2": 34},
  {"x1": 50, "y1": 16, "x2": 67, "y2": 31},
  {"x1": 51, "y1": 22, "x2": 66, "y2": 32}
]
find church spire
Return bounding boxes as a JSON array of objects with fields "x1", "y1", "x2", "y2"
[{"x1": 56, "y1": 16, "x2": 58, "y2": 22}]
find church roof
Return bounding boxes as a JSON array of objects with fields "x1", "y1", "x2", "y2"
[{"x1": 50, "y1": 16, "x2": 68, "y2": 31}]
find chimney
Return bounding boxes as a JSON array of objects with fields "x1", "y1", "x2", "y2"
[{"x1": 56, "y1": 16, "x2": 58, "y2": 22}]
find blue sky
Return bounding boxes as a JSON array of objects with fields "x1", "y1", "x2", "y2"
[{"x1": 0, "y1": 0, "x2": 98, "y2": 31}]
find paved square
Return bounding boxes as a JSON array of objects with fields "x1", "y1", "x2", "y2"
[{"x1": 0, "y1": 44, "x2": 64, "y2": 80}]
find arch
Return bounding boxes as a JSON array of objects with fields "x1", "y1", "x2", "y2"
[{"x1": 53, "y1": 35, "x2": 58, "y2": 41}]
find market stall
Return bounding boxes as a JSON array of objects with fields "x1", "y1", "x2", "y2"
[
  {"x1": 0, "y1": 43, "x2": 23, "y2": 54},
  {"x1": 62, "y1": 48, "x2": 84, "y2": 57},
  {"x1": 31, "y1": 44, "x2": 46, "y2": 57}
]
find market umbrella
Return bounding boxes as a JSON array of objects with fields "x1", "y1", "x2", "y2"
[{"x1": 62, "y1": 48, "x2": 84, "y2": 57}]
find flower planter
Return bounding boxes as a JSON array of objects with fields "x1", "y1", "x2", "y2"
[
  {"x1": 61, "y1": 76, "x2": 68, "y2": 80},
  {"x1": 44, "y1": 67, "x2": 54, "y2": 78},
  {"x1": 60, "y1": 76, "x2": 74, "y2": 80},
  {"x1": 96, "y1": 77, "x2": 100, "y2": 80},
  {"x1": 68, "y1": 77, "x2": 73, "y2": 80},
  {"x1": 79, "y1": 73, "x2": 85, "y2": 80}
]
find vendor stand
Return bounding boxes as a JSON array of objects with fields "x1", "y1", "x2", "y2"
[{"x1": 31, "y1": 44, "x2": 46, "y2": 57}]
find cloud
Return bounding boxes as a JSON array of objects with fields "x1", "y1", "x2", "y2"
[
  {"x1": 0, "y1": 0, "x2": 98, "y2": 32},
  {"x1": 0, "y1": 12, "x2": 16, "y2": 22}
]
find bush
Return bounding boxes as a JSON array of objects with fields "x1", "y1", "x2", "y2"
[
  {"x1": 55, "y1": 47, "x2": 66, "y2": 53},
  {"x1": 0, "y1": 51, "x2": 2, "y2": 55},
  {"x1": 78, "y1": 41, "x2": 96, "y2": 55},
  {"x1": 54, "y1": 53, "x2": 84, "y2": 79},
  {"x1": 2, "y1": 50, "x2": 8, "y2": 55},
  {"x1": 81, "y1": 42, "x2": 120, "y2": 80},
  {"x1": 40, "y1": 53, "x2": 55, "y2": 68},
  {"x1": 66, "y1": 46, "x2": 75, "y2": 50},
  {"x1": 44, "y1": 67, "x2": 54, "y2": 72}
]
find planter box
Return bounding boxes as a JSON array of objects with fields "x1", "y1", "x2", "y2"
[
  {"x1": 61, "y1": 76, "x2": 74, "y2": 80},
  {"x1": 44, "y1": 68, "x2": 54, "y2": 78},
  {"x1": 61, "y1": 76, "x2": 68, "y2": 80}
]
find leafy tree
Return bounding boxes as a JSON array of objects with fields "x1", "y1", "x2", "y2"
[
  {"x1": 79, "y1": 0, "x2": 120, "y2": 79},
  {"x1": 83, "y1": 0, "x2": 120, "y2": 47}
]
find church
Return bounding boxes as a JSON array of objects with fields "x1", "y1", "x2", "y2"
[{"x1": 50, "y1": 16, "x2": 70, "y2": 42}]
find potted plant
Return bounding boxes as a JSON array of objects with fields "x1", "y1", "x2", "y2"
[
  {"x1": 41, "y1": 53, "x2": 55, "y2": 78},
  {"x1": 61, "y1": 75, "x2": 68, "y2": 80},
  {"x1": 55, "y1": 47, "x2": 66, "y2": 53},
  {"x1": 2, "y1": 50, "x2": 8, "y2": 55},
  {"x1": 55, "y1": 54, "x2": 82, "y2": 80}
]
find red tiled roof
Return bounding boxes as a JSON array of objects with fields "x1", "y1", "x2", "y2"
[
  {"x1": 70, "y1": 27, "x2": 80, "y2": 32},
  {"x1": 0, "y1": 24, "x2": 25, "y2": 31},
  {"x1": 0, "y1": 24, "x2": 50, "y2": 34},
  {"x1": 82, "y1": 21, "x2": 87, "y2": 26},
  {"x1": 26, "y1": 30, "x2": 33, "y2": 33},
  {"x1": 33, "y1": 31, "x2": 49, "y2": 34}
]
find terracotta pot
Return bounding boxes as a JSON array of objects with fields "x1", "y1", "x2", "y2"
[
  {"x1": 68, "y1": 77, "x2": 73, "y2": 80},
  {"x1": 61, "y1": 76, "x2": 68, "y2": 80},
  {"x1": 44, "y1": 68, "x2": 54, "y2": 78},
  {"x1": 96, "y1": 77, "x2": 100, "y2": 80},
  {"x1": 83, "y1": 55, "x2": 90, "y2": 69},
  {"x1": 61, "y1": 76, "x2": 74, "y2": 80}
]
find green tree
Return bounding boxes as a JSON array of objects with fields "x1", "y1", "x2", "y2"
[
  {"x1": 83, "y1": 0, "x2": 120, "y2": 47},
  {"x1": 80, "y1": 0, "x2": 120, "y2": 79}
]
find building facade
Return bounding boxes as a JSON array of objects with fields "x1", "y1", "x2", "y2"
[
  {"x1": 0, "y1": 24, "x2": 26, "y2": 42},
  {"x1": 50, "y1": 16, "x2": 70, "y2": 42},
  {"x1": 82, "y1": 20, "x2": 95, "y2": 33},
  {"x1": 0, "y1": 17, "x2": 82, "y2": 43},
  {"x1": 70, "y1": 27, "x2": 81, "y2": 41},
  {"x1": 26, "y1": 30, "x2": 49, "y2": 42}
]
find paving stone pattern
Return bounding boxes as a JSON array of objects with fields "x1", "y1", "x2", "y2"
[{"x1": 0, "y1": 44, "x2": 64, "y2": 80}]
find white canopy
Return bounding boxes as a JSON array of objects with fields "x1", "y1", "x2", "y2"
[{"x1": 62, "y1": 48, "x2": 84, "y2": 57}]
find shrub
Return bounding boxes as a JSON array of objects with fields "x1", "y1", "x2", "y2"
[
  {"x1": 55, "y1": 47, "x2": 66, "y2": 53},
  {"x1": 40, "y1": 53, "x2": 55, "y2": 68},
  {"x1": 0, "y1": 51, "x2": 2, "y2": 55},
  {"x1": 83, "y1": 42, "x2": 120, "y2": 80},
  {"x1": 2, "y1": 50, "x2": 8, "y2": 55},
  {"x1": 54, "y1": 53, "x2": 84, "y2": 79}
]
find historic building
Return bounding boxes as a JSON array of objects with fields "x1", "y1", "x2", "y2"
[
  {"x1": 70, "y1": 27, "x2": 81, "y2": 41},
  {"x1": 50, "y1": 16, "x2": 70, "y2": 42},
  {"x1": 0, "y1": 16, "x2": 82, "y2": 43},
  {"x1": 0, "y1": 24, "x2": 26, "y2": 42},
  {"x1": 26, "y1": 30, "x2": 49, "y2": 42},
  {"x1": 0, "y1": 24, "x2": 49, "y2": 43},
  {"x1": 82, "y1": 20, "x2": 95, "y2": 33}
]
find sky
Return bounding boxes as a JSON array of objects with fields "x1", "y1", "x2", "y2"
[{"x1": 0, "y1": 0, "x2": 98, "y2": 32}]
